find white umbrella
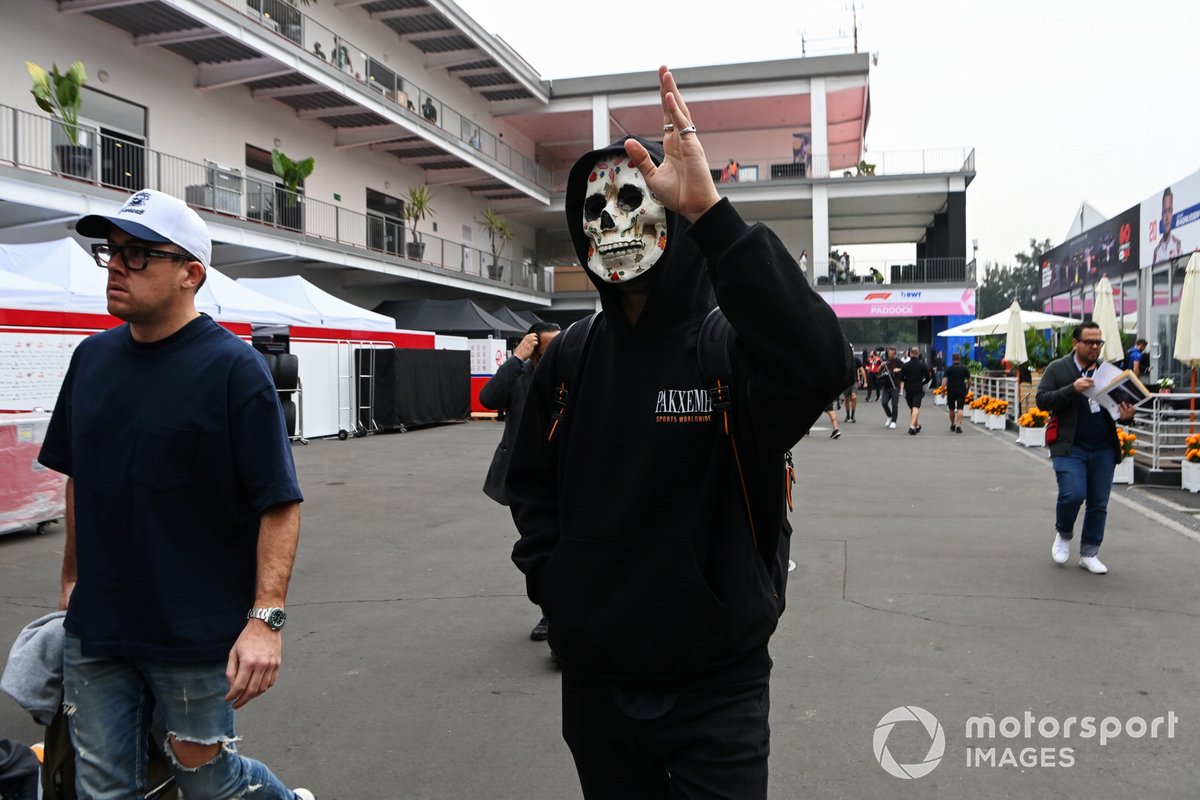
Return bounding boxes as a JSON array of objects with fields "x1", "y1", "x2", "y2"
[
  {"x1": 1173, "y1": 252, "x2": 1200, "y2": 429},
  {"x1": 938, "y1": 301, "x2": 1078, "y2": 337},
  {"x1": 1092, "y1": 277, "x2": 1125, "y2": 363},
  {"x1": 1003, "y1": 303, "x2": 1028, "y2": 414},
  {"x1": 1174, "y1": 252, "x2": 1200, "y2": 368},
  {"x1": 1003, "y1": 304, "x2": 1028, "y2": 366}
]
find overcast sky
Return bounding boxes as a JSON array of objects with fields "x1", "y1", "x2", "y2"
[{"x1": 456, "y1": 0, "x2": 1200, "y2": 269}]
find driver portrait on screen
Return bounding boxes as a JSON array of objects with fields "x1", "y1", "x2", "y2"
[{"x1": 1153, "y1": 187, "x2": 1183, "y2": 265}]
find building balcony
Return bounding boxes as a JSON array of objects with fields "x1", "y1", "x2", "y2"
[
  {"x1": 62, "y1": 0, "x2": 550, "y2": 203},
  {"x1": 0, "y1": 104, "x2": 546, "y2": 295}
]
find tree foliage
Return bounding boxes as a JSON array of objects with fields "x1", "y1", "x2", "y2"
[{"x1": 976, "y1": 237, "x2": 1052, "y2": 317}]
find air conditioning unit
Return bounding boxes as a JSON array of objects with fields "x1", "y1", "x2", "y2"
[
  {"x1": 185, "y1": 184, "x2": 242, "y2": 215},
  {"x1": 206, "y1": 161, "x2": 243, "y2": 192}
]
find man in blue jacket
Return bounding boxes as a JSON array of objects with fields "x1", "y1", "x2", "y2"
[{"x1": 505, "y1": 67, "x2": 852, "y2": 799}]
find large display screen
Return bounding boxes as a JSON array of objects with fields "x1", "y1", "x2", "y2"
[
  {"x1": 1140, "y1": 167, "x2": 1200, "y2": 268},
  {"x1": 1038, "y1": 205, "x2": 1139, "y2": 299}
]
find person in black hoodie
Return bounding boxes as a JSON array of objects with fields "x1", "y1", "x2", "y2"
[
  {"x1": 479, "y1": 321, "x2": 561, "y2": 643},
  {"x1": 505, "y1": 66, "x2": 852, "y2": 799}
]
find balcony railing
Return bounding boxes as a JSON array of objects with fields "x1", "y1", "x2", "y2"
[
  {"x1": 0, "y1": 104, "x2": 545, "y2": 294},
  {"x1": 815, "y1": 258, "x2": 975, "y2": 286},
  {"x1": 550, "y1": 147, "x2": 976, "y2": 192},
  {"x1": 214, "y1": 0, "x2": 548, "y2": 189}
]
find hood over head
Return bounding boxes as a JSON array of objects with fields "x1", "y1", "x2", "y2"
[{"x1": 565, "y1": 136, "x2": 714, "y2": 338}]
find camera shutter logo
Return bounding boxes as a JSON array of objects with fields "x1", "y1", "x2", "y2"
[{"x1": 873, "y1": 706, "x2": 946, "y2": 779}]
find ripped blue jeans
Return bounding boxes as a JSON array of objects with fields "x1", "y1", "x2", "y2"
[{"x1": 63, "y1": 633, "x2": 297, "y2": 800}]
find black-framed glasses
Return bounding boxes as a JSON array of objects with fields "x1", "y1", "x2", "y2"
[
  {"x1": 91, "y1": 243, "x2": 191, "y2": 271},
  {"x1": 1079, "y1": 339, "x2": 1105, "y2": 347}
]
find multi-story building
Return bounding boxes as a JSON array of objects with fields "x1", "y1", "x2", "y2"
[{"x1": 1, "y1": 0, "x2": 974, "y2": 334}]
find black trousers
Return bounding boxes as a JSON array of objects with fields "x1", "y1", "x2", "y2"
[
  {"x1": 880, "y1": 384, "x2": 900, "y2": 421},
  {"x1": 561, "y1": 670, "x2": 771, "y2": 800}
]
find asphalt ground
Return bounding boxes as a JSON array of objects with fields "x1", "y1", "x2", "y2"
[{"x1": 3, "y1": 400, "x2": 1200, "y2": 799}]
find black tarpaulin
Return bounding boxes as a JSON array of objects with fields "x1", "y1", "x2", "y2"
[
  {"x1": 373, "y1": 298, "x2": 523, "y2": 339},
  {"x1": 359, "y1": 348, "x2": 469, "y2": 429}
]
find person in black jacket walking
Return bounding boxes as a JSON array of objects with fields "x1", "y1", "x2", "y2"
[
  {"x1": 505, "y1": 66, "x2": 852, "y2": 799},
  {"x1": 480, "y1": 321, "x2": 560, "y2": 641},
  {"x1": 1036, "y1": 322, "x2": 1136, "y2": 574}
]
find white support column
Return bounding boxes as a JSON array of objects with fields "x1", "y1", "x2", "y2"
[
  {"x1": 810, "y1": 77, "x2": 828, "y2": 178},
  {"x1": 812, "y1": 184, "x2": 830, "y2": 282},
  {"x1": 592, "y1": 95, "x2": 610, "y2": 149}
]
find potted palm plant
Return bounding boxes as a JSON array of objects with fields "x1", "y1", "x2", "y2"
[
  {"x1": 271, "y1": 148, "x2": 314, "y2": 231},
  {"x1": 479, "y1": 206, "x2": 514, "y2": 280},
  {"x1": 26, "y1": 60, "x2": 92, "y2": 180},
  {"x1": 403, "y1": 185, "x2": 435, "y2": 261}
]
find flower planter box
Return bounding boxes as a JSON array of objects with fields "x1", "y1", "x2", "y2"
[
  {"x1": 1017, "y1": 426, "x2": 1046, "y2": 447},
  {"x1": 985, "y1": 414, "x2": 1006, "y2": 431},
  {"x1": 1182, "y1": 460, "x2": 1200, "y2": 493},
  {"x1": 1112, "y1": 458, "x2": 1134, "y2": 485},
  {"x1": 971, "y1": 408, "x2": 987, "y2": 424},
  {"x1": 934, "y1": 394, "x2": 947, "y2": 406}
]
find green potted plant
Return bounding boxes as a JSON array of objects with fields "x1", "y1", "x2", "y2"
[
  {"x1": 26, "y1": 60, "x2": 92, "y2": 179},
  {"x1": 403, "y1": 185, "x2": 435, "y2": 261},
  {"x1": 479, "y1": 206, "x2": 514, "y2": 280},
  {"x1": 271, "y1": 148, "x2": 314, "y2": 230}
]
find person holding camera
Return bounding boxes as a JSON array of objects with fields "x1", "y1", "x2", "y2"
[{"x1": 480, "y1": 322, "x2": 561, "y2": 644}]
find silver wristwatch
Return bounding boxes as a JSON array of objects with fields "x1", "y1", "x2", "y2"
[{"x1": 247, "y1": 607, "x2": 287, "y2": 631}]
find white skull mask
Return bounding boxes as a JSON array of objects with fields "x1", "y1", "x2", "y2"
[{"x1": 581, "y1": 157, "x2": 667, "y2": 283}]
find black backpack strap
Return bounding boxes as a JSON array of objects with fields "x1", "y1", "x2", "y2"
[{"x1": 547, "y1": 311, "x2": 601, "y2": 442}]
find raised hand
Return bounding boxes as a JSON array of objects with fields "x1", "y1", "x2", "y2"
[{"x1": 624, "y1": 66, "x2": 721, "y2": 223}]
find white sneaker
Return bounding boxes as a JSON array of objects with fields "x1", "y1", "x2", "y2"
[
  {"x1": 888, "y1": 420, "x2": 897, "y2": 429},
  {"x1": 295, "y1": 791, "x2": 317, "y2": 800},
  {"x1": 1051, "y1": 533, "x2": 1070, "y2": 565},
  {"x1": 1079, "y1": 555, "x2": 1108, "y2": 574}
]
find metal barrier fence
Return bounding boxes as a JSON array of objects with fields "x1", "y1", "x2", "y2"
[
  {"x1": 1125, "y1": 393, "x2": 1200, "y2": 473},
  {"x1": 0, "y1": 104, "x2": 545, "y2": 293},
  {"x1": 214, "y1": 0, "x2": 547, "y2": 188},
  {"x1": 970, "y1": 375, "x2": 1020, "y2": 424}
]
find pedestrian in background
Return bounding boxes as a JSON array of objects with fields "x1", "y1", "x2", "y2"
[
  {"x1": 879, "y1": 346, "x2": 903, "y2": 429},
  {"x1": 480, "y1": 321, "x2": 561, "y2": 646}
]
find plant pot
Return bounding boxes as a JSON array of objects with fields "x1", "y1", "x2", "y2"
[
  {"x1": 986, "y1": 414, "x2": 1006, "y2": 431},
  {"x1": 487, "y1": 263, "x2": 504, "y2": 281},
  {"x1": 934, "y1": 395, "x2": 947, "y2": 406},
  {"x1": 1112, "y1": 457, "x2": 1134, "y2": 485},
  {"x1": 971, "y1": 408, "x2": 987, "y2": 424},
  {"x1": 1018, "y1": 426, "x2": 1046, "y2": 447},
  {"x1": 54, "y1": 144, "x2": 94, "y2": 180},
  {"x1": 406, "y1": 241, "x2": 426, "y2": 261},
  {"x1": 1182, "y1": 460, "x2": 1200, "y2": 493}
]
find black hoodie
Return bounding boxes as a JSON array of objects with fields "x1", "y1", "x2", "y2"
[{"x1": 507, "y1": 137, "x2": 853, "y2": 686}]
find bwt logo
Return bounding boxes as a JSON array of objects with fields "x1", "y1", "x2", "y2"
[
  {"x1": 898, "y1": 291, "x2": 923, "y2": 298},
  {"x1": 873, "y1": 706, "x2": 945, "y2": 779}
]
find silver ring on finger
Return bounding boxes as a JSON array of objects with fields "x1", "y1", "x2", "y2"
[
  {"x1": 662, "y1": 123, "x2": 674, "y2": 132},
  {"x1": 679, "y1": 124, "x2": 697, "y2": 136}
]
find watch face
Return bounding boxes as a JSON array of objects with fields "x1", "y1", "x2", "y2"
[{"x1": 267, "y1": 608, "x2": 287, "y2": 629}]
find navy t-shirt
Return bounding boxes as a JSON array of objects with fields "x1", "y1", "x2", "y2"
[
  {"x1": 39, "y1": 315, "x2": 303, "y2": 661},
  {"x1": 1074, "y1": 393, "x2": 1111, "y2": 451}
]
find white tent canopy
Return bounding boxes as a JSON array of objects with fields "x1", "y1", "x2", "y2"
[
  {"x1": 0, "y1": 269, "x2": 77, "y2": 311},
  {"x1": 938, "y1": 302, "x2": 1080, "y2": 338},
  {"x1": 237, "y1": 276, "x2": 395, "y2": 331},
  {"x1": 198, "y1": 269, "x2": 318, "y2": 326},
  {"x1": 0, "y1": 238, "x2": 109, "y2": 313}
]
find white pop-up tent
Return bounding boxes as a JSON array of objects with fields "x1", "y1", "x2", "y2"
[
  {"x1": 199, "y1": 269, "x2": 318, "y2": 326},
  {"x1": 0, "y1": 269, "x2": 77, "y2": 311},
  {"x1": 238, "y1": 276, "x2": 395, "y2": 331},
  {"x1": 0, "y1": 239, "x2": 109, "y2": 313}
]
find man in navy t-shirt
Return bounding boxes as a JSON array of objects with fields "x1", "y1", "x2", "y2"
[{"x1": 38, "y1": 190, "x2": 314, "y2": 800}]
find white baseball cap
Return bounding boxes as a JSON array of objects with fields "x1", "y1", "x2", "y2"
[{"x1": 77, "y1": 189, "x2": 211, "y2": 268}]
